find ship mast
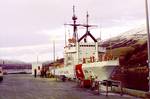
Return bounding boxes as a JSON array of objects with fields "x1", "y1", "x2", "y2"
[
  {"x1": 84, "y1": 12, "x2": 90, "y2": 42},
  {"x1": 64, "y1": 5, "x2": 81, "y2": 43},
  {"x1": 78, "y1": 12, "x2": 97, "y2": 43},
  {"x1": 77, "y1": 12, "x2": 99, "y2": 61},
  {"x1": 72, "y1": 5, "x2": 78, "y2": 41}
]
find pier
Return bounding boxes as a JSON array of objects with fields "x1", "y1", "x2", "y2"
[{"x1": 0, "y1": 74, "x2": 140, "y2": 99}]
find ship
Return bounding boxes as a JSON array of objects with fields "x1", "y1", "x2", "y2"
[{"x1": 51, "y1": 6, "x2": 119, "y2": 82}]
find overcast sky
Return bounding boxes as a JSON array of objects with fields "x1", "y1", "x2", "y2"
[{"x1": 0, "y1": 0, "x2": 148, "y2": 62}]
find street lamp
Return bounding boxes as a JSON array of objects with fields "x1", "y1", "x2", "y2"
[{"x1": 145, "y1": 0, "x2": 150, "y2": 91}]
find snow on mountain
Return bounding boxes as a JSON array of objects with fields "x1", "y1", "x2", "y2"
[
  {"x1": 117, "y1": 25, "x2": 147, "y2": 40},
  {"x1": 100, "y1": 25, "x2": 147, "y2": 49}
]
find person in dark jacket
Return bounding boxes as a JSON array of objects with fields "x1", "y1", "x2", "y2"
[{"x1": 34, "y1": 69, "x2": 37, "y2": 78}]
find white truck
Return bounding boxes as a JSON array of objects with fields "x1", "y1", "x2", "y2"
[{"x1": 0, "y1": 67, "x2": 3, "y2": 81}]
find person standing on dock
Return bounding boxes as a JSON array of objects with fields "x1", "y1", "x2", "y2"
[{"x1": 34, "y1": 69, "x2": 37, "y2": 78}]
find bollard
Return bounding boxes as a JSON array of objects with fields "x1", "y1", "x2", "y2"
[
  {"x1": 120, "y1": 82, "x2": 123, "y2": 96},
  {"x1": 99, "y1": 81, "x2": 101, "y2": 95},
  {"x1": 106, "y1": 81, "x2": 108, "y2": 96},
  {"x1": 97, "y1": 81, "x2": 100, "y2": 95}
]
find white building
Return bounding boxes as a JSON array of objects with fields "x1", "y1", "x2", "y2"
[{"x1": 32, "y1": 63, "x2": 42, "y2": 76}]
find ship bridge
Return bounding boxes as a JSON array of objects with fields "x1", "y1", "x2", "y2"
[
  {"x1": 64, "y1": 43, "x2": 106, "y2": 53},
  {"x1": 64, "y1": 42, "x2": 106, "y2": 67}
]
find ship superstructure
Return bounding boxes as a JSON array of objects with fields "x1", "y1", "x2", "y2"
[
  {"x1": 64, "y1": 7, "x2": 106, "y2": 67},
  {"x1": 53, "y1": 6, "x2": 119, "y2": 80}
]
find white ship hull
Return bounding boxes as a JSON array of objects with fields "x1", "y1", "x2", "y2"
[
  {"x1": 53, "y1": 66, "x2": 75, "y2": 78},
  {"x1": 81, "y1": 60, "x2": 119, "y2": 81},
  {"x1": 52, "y1": 59, "x2": 119, "y2": 81}
]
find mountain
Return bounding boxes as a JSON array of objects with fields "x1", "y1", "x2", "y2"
[
  {"x1": 0, "y1": 59, "x2": 28, "y2": 64},
  {"x1": 99, "y1": 25, "x2": 149, "y2": 91},
  {"x1": 42, "y1": 58, "x2": 64, "y2": 68},
  {"x1": 100, "y1": 25, "x2": 147, "y2": 66},
  {"x1": 0, "y1": 59, "x2": 31, "y2": 69}
]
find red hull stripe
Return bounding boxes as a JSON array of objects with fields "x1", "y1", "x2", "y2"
[{"x1": 75, "y1": 64, "x2": 85, "y2": 80}]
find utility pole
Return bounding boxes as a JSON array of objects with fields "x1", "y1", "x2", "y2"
[
  {"x1": 53, "y1": 40, "x2": 56, "y2": 79},
  {"x1": 53, "y1": 40, "x2": 55, "y2": 64},
  {"x1": 64, "y1": 25, "x2": 67, "y2": 46},
  {"x1": 145, "y1": 0, "x2": 150, "y2": 91},
  {"x1": 37, "y1": 56, "x2": 38, "y2": 64}
]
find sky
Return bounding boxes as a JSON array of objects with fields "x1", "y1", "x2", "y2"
[{"x1": 0, "y1": 0, "x2": 148, "y2": 62}]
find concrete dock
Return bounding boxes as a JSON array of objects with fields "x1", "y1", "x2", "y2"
[{"x1": 0, "y1": 74, "x2": 141, "y2": 99}]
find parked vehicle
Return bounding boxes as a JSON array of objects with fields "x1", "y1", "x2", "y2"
[{"x1": 0, "y1": 67, "x2": 3, "y2": 81}]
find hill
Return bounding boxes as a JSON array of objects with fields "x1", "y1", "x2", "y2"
[
  {"x1": 99, "y1": 25, "x2": 149, "y2": 91},
  {"x1": 0, "y1": 59, "x2": 31, "y2": 69}
]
